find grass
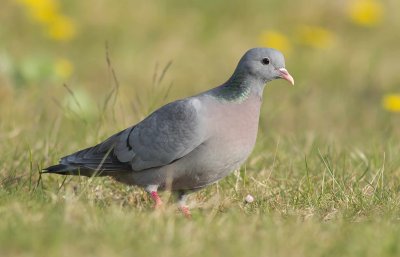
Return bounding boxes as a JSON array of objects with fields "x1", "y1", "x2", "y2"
[
  {"x1": 1, "y1": 138, "x2": 400, "y2": 257},
  {"x1": 1, "y1": 0, "x2": 400, "y2": 256}
]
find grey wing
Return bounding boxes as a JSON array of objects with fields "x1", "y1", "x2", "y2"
[
  {"x1": 59, "y1": 130, "x2": 132, "y2": 172},
  {"x1": 114, "y1": 98, "x2": 207, "y2": 171}
]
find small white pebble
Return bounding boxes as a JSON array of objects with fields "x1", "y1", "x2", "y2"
[{"x1": 245, "y1": 194, "x2": 254, "y2": 203}]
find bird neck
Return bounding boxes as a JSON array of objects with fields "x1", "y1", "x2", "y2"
[{"x1": 210, "y1": 72, "x2": 265, "y2": 103}]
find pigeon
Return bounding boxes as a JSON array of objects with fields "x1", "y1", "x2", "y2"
[{"x1": 43, "y1": 48, "x2": 294, "y2": 217}]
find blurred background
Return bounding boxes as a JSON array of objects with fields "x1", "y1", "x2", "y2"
[{"x1": 0, "y1": 0, "x2": 400, "y2": 172}]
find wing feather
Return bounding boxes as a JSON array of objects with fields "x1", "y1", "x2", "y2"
[
  {"x1": 115, "y1": 98, "x2": 206, "y2": 171},
  {"x1": 58, "y1": 98, "x2": 206, "y2": 173}
]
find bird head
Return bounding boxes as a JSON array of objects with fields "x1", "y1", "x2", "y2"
[{"x1": 236, "y1": 48, "x2": 294, "y2": 86}]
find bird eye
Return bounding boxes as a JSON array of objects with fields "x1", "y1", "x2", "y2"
[{"x1": 261, "y1": 57, "x2": 270, "y2": 65}]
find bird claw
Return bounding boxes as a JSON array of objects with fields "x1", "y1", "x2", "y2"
[
  {"x1": 180, "y1": 205, "x2": 192, "y2": 219},
  {"x1": 150, "y1": 191, "x2": 163, "y2": 209}
]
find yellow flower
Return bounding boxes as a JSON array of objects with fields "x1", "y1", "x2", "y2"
[
  {"x1": 31, "y1": 0, "x2": 58, "y2": 23},
  {"x1": 383, "y1": 94, "x2": 400, "y2": 112},
  {"x1": 259, "y1": 31, "x2": 292, "y2": 55},
  {"x1": 348, "y1": 0, "x2": 383, "y2": 27},
  {"x1": 15, "y1": 0, "x2": 77, "y2": 41},
  {"x1": 46, "y1": 16, "x2": 76, "y2": 41},
  {"x1": 55, "y1": 58, "x2": 73, "y2": 79},
  {"x1": 31, "y1": 4, "x2": 59, "y2": 24},
  {"x1": 296, "y1": 25, "x2": 334, "y2": 49},
  {"x1": 16, "y1": 0, "x2": 59, "y2": 23}
]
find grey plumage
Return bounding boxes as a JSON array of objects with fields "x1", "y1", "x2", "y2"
[{"x1": 43, "y1": 47, "x2": 294, "y2": 212}]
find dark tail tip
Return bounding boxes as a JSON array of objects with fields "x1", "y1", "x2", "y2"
[
  {"x1": 42, "y1": 164, "x2": 76, "y2": 175},
  {"x1": 42, "y1": 164, "x2": 104, "y2": 177}
]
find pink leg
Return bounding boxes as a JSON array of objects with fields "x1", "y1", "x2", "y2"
[
  {"x1": 178, "y1": 192, "x2": 191, "y2": 219},
  {"x1": 150, "y1": 191, "x2": 163, "y2": 208},
  {"x1": 180, "y1": 205, "x2": 192, "y2": 219}
]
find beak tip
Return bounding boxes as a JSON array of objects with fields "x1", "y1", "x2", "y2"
[{"x1": 278, "y1": 68, "x2": 295, "y2": 86}]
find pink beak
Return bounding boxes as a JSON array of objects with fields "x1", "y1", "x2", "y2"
[{"x1": 278, "y1": 68, "x2": 295, "y2": 85}]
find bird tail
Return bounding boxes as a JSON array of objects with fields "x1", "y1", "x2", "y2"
[
  {"x1": 42, "y1": 131, "x2": 131, "y2": 177},
  {"x1": 42, "y1": 164, "x2": 106, "y2": 177}
]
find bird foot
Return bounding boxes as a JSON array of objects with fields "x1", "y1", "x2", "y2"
[
  {"x1": 150, "y1": 191, "x2": 163, "y2": 209},
  {"x1": 180, "y1": 205, "x2": 192, "y2": 219}
]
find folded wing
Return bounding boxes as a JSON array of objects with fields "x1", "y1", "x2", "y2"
[{"x1": 60, "y1": 98, "x2": 206, "y2": 172}]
